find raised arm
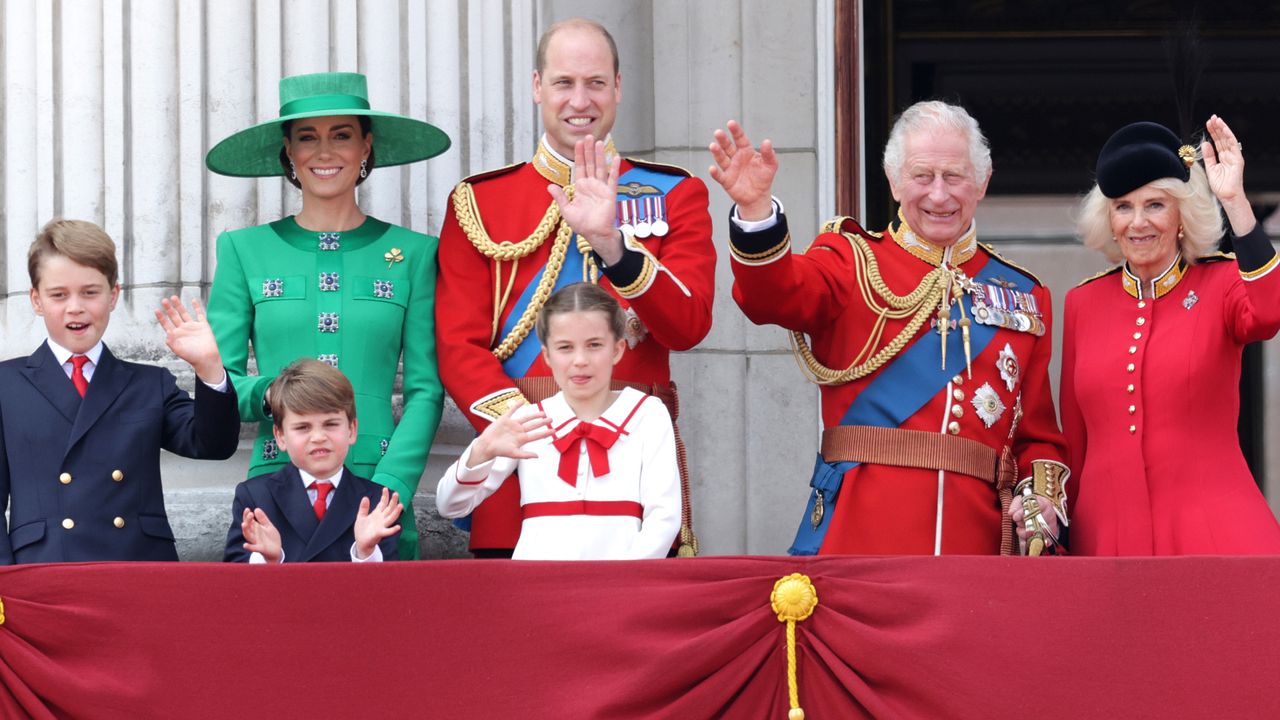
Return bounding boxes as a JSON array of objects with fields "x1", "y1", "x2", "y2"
[
  {"x1": 1202, "y1": 115, "x2": 1255, "y2": 237},
  {"x1": 708, "y1": 120, "x2": 779, "y2": 221}
]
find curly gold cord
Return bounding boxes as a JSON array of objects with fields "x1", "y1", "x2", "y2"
[
  {"x1": 453, "y1": 181, "x2": 563, "y2": 261},
  {"x1": 453, "y1": 181, "x2": 584, "y2": 361},
  {"x1": 790, "y1": 230, "x2": 948, "y2": 385}
]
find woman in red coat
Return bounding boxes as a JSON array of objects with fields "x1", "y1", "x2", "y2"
[{"x1": 1062, "y1": 116, "x2": 1280, "y2": 555}]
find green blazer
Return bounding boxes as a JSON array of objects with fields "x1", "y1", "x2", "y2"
[{"x1": 207, "y1": 216, "x2": 442, "y2": 517}]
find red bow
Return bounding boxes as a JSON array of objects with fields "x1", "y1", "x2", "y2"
[{"x1": 551, "y1": 421, "x2": 621, "y2": 487}]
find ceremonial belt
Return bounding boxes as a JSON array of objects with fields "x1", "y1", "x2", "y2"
[
  {"x1": 514, "y1": 377, "x2": 697, "y2": 556},
  {"x1": 522, "y1": 500, "x2": 644, "y2": 520},
  {"x1": 821, "y1": 426, "x2": 999, "y2": 483}
]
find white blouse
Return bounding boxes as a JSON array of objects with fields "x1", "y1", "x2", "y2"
[{"x1": 436, "y1": 387, "x2": 680, "y2": 560}]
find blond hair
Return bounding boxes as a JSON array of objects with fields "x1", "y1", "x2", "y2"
[{"x1": 1077, "y1": 163, "x2": 1225, "y2": 264}]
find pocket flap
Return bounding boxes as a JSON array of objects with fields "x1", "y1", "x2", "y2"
[
  {"x1": 10, "y1": 519, "x2": 47, "y2": 551},
  {"x1": 137, "y1": 514, "x2": 176, "y2": 541}
]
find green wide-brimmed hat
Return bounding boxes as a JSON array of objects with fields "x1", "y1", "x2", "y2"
[{"x1": 205, "y1": 72, "x2": 450, "y2": 177}]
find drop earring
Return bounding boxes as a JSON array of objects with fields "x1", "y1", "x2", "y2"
[
  {"x1": 1178, "y1": 225, "x2": 1185, "y2": 240},
  {"x1": 360, "y1": 158, "x2": 368, "y2": 179},
  {"x1": 289, "y1": 160, "x2": 297, "y2": 181}
]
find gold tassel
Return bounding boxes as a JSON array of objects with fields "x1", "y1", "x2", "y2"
[{"x1": 771, "y1": 574, "x2": 819, "y2": 720}]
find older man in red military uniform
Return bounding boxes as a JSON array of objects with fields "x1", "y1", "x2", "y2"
[
  {"x1": 436, "y1": 18, "x2": 714, "y2": 556},
  {"x1": 708, "y1": 102, "x2": 1068, "y2": 555}
]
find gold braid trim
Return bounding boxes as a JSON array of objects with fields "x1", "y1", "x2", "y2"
[
  {"x1": 790, "y1": 230, "x2": 948, "y2": 386},
  {"x1": 453, "y1": 180, "x2": 562, "y2": 261}
]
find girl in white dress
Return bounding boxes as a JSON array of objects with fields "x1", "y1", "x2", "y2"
[{"x1": 436, "y1": 283, "x2": 680, "y2": 559}]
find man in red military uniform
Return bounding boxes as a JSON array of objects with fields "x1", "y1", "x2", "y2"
[
  {"x1": 708, "y1": 102, "x2": 1068, "y2": 555},
  {"x1": 437, "y1": 18, "x2": 714, "y2": 556}
]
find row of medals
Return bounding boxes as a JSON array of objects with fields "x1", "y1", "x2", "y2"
[
  {"x1": 617, "y1": 196, "x2": 670, "y2": 238},
  {"x1": 965, "y1": 275, "x2": 1045, "y2": 336}
]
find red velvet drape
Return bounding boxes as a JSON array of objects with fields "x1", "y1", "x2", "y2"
[{"x1": 1, "y1": 556, "x2": 1277, "y2": 719}]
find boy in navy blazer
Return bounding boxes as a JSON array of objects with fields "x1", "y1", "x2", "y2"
[
  {"x1": 224, "y1": 359, "x2": 402, "y2": 563},
  {"x1": 0, "y1": 219, "x2": 240, "y2": 563}
]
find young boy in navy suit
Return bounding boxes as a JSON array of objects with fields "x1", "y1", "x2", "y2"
[
  {"x1": 0, "y1": 219, "x2": 240, "y2": 563},
  {"x1": 224, "y1": 359, "x2": 403, "y2": 563}
]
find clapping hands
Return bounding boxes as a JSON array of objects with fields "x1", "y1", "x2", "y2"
[{"x1": 354, "y1": 488, "x2": 403, "y2": 560}]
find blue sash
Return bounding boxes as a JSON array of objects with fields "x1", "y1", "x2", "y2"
[
  {"x1": 789, "y1": 251, "x2": 1035, "y2": 554},
  {"x1": 499, "y1": 248, "x2": 585, "y2": 377}
]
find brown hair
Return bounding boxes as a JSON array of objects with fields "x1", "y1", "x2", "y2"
[
  {"x1": 268, "y1": 359, "x2": 358, "y2": 429},
  {"x1": 28, "y1": 219, "x2": 120, "y2": 288},
  {"x1": 535, "y1": 282, "x2": 626, "y2": 344},
  {"x1": 278, "y1": 115, "x2": 376, "y2": 189},
  {"x1": 536, "y1": 18, "x2": 619, "y2": 75}
]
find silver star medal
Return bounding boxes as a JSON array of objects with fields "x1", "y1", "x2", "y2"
[{"x1": 971, "y1": 382, "x2": 1006, "y2": 428}]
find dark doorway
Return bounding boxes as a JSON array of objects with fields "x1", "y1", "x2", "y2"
[{"x1": 840, "y1": 0, "x2": 1280, "y2": 490}]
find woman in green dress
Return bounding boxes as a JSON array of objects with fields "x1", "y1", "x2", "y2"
[{"x1": 206, "y1": 72, "x2": 450, "y2": 559}]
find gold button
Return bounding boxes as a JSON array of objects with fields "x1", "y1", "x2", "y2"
[
  {"x1": 1126, "y1": 363, "x2": 1135, "y2": 372},
  {"x1": 951, "y1": 375, "x2": 964, "y2": 386},
  {"x1": 1126, "y1": 384, "x2": 1135, "y2": 393},
  {"x1": 1138, "y1": 301, "x2": 1147, "y2": 309},
  {"x1": 1128, "y1": 405, "x2": 1136, "y2": 414},
  {"x1": 62, "y1": 518, "x2": 75, "y2": 530},
  {"x1": 947, "y1": 421, "x2": 961, "y2": 435},
  {"x1": 1128, "y1": 346, "x2": 1138, "y2": 354},
  {"x1": 112, "y1": 469, "x2": 124, "y2": 482},
  {"x1": 1129, "y1": 425, "x2": 1137, "y2": 434},
  {"x1": 952, "y1": 389, "x2": 965, "y2": 401},
  {"x1": 1136, "y1": 317, "x2": 1146, "y2": 326},
  {"x1": 951, "y1": 405, "x2": 963, "y2": 418},
  {"x1": 59, "y1": 472, "x2": 72, "y2": 485},
  {"x1": 1133, "y1": 332, "x2": 1142, "y2": 340},
  {"x1": 113, "y1": 517, "x2": 125, "y2": 529}
]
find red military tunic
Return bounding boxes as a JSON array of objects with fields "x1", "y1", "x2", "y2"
[
  {"x1": 730, "y1": 211, "x2": 1068, "y2": 555},
  {"x1": 1061, "y1": 227, "x2": 1280, "y2": 555},
  {"x1": 436, "y1": 136, "x2": 715, "y2": 551}
]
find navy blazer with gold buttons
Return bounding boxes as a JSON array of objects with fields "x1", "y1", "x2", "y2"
[{"x1": 0, "y1": 342, "x2": 240, "y2": 563}]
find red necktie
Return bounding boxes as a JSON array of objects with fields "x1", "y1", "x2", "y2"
[
  {"x1": 70, "y1": 355, "x2": 90, "y2": 397},
  {"x1": 551, "y1": 422, "x2": 620, "y2": 487},
  {"x1": 310, "y1": 481, "x2": 334, "y2": 520}
]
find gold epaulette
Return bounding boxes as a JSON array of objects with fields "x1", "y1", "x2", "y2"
[
  {"x1": 979, "y1": 243, "x2": 1047, "y2": 287},
  {"x1": 1075, "y1": 264, "x2": 1123, "y2": 287},
  {"x1": 819, "y1": 215, "x2": 884, "y2": 240},
  {"x1": 458, "y1": 161, "x2": 525, "y2": 185},
  {"x1": 623, "y1": 157, "x2": 692, "y2": 178}
]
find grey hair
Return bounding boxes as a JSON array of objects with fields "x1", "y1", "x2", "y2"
[
  {"x1": 1077, "y1": 163, "x2": 1224, "y2": 264},
  {"x1": 882, "y1": 100, "x2": 992, "y2": 185}
]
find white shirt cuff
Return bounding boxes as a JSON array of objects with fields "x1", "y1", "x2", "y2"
[
  {"x1": 350, "y1": 543, "x2": 383, "y2": 563},
  {"x1": 730, "y1": 197, "x2": 784, "y2": 232},
  {"x1": 202, "y1": 371, "x2": 230, "y2": 393}
]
